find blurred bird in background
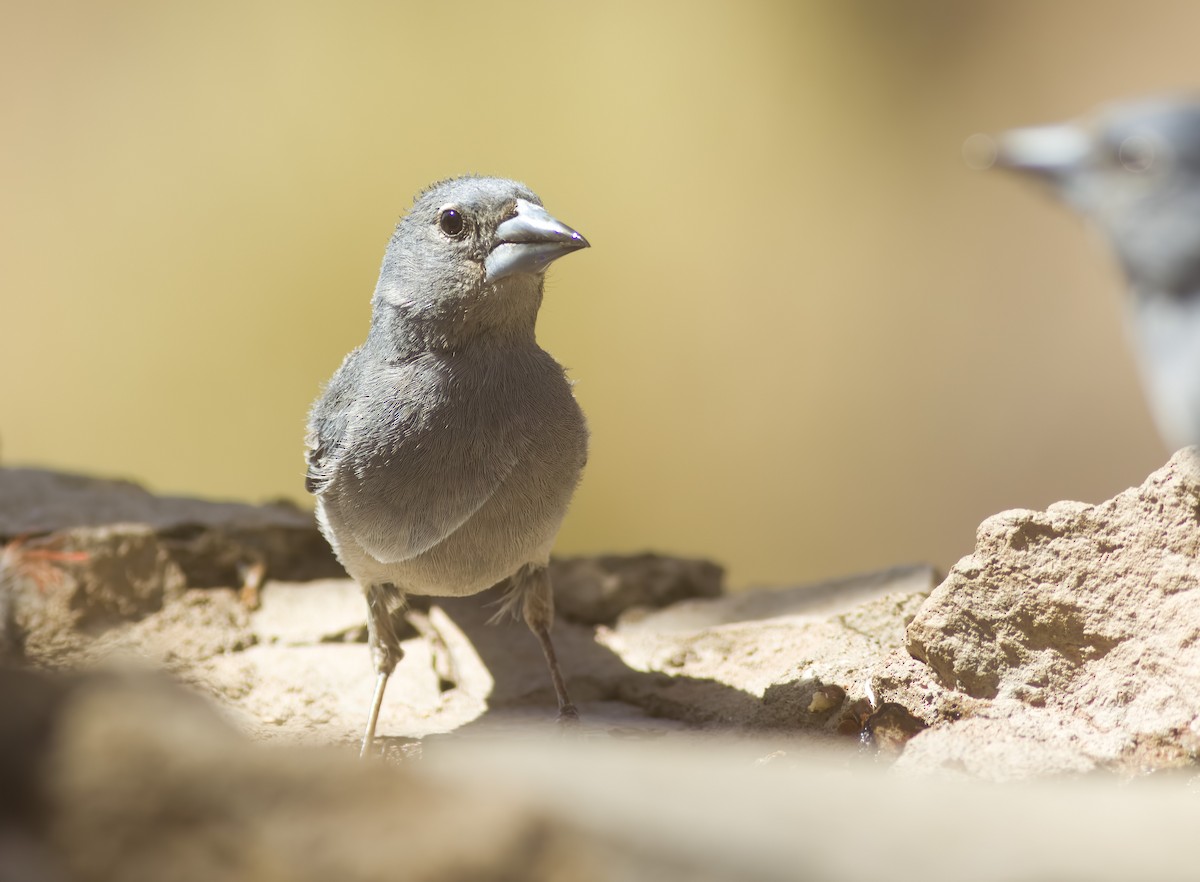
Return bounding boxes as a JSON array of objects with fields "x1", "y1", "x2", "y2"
[
  {"x1": 306, "y1": 176, "x2": 590, "y2": 757},
  {"x1": 984, "y1": 96, "x2": 1200, "y2": 452}
]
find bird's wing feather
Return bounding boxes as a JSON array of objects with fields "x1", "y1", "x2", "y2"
[
  {"x1": 305, "y1": 346, "x2": 365, "y2": 495},
  {"x1": 310, "y1": 351, "x2": 528, "y2": 564}
]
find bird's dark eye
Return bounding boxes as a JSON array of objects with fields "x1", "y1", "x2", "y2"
[
  {"x1": 438, "y1": 207, "x2": 466, "y2": 237},
  {"x1": 1117, "y1": 134, "x2": 1156, "y2": 173}
]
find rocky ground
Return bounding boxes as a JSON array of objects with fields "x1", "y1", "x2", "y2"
[{"x1": 3, "y1": 456, "x2": 1200, "y2": 880}]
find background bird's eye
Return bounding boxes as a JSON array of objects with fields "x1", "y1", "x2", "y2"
[
  {"x1": 1117, "y1": 134, "x2": 1155, "y2": 173},
  {"x1": 438, "y1": 208, "x2": 466, "y2": 237}
]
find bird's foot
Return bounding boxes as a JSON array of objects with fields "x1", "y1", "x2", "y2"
[{"x1": 556, "y1": 703, "x2": 580, "y2": 726}]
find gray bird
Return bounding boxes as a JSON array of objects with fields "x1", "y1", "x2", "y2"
[
  {"x1": 305, "y1": 176, "x2": 590, "y2": 756},
  {"x1": 987, "y1": 96, "x2": 1200, "y2": 451}
]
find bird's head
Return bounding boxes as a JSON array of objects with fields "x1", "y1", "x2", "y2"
[
  {"x1": 371, "y1": 176, "x2": 589, "y2": 347},
  {"x1": 986, "y1": 96, "x2": 1200, "y2": 296}
]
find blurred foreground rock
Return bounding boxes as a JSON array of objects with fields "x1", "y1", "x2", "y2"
[
  {"x1": 0, "y1": 669, "x2": 623, "y2": 882},
  {"x1": 2, "y1": 667, "x2": 1198, "y2": 882}
]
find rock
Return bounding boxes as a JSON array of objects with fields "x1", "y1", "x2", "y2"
[
  {"x1": 168, "y1": 566, "x2": 931, "y2": 746},
  {"x1": 23, "y1": 451, "x2": 1200, "y2": 784},
  {"x1": 601, "y1": 588, "x2": 931, "y2": 731},
  {"x1": 863, "y1": 702, "x2": 928, "y2": 752},
  {"x1": 4, "y1": 668, "x2": 1200, "y2": 882},
  {"x1": 0, "y1": 667, "x2": 79, "y2": 828},
  {"x1": 0, "y1": 467, "x2": 343, "y2": 662},
  {"x1": 4, "y1": 526, "x2": 190, "y2": 663},
  {"x1": 902, "y1": 449, "x2": 1200, "y2": 777},
  {"x1": 15, "y1": 583, "x2": 255, "y2": 675},
  {"x1": 420, "y1": 564, "x2": 934, "y2": 737},
  {"x1": 423, "y1": 733, "x2": 1200, "y2": 882},
  {"x1": 196, "y1": 640, "x2": 468, "y2": 744},
  {"x1": 894, "y1": 703, "x2": 1126, "y2": 779},
  {"x1": 251, "y1": 579, "x2": 369, "y2": 646},
  {"x1": 615, "y1": 563, "x2": 936, "y2": 634},
  {"x1": 3, "y1": 478, "x2": 939, "y2": 740},
  {"x1": 93, "y1": 588, "x2": 256, "y2": 669},
  {"x1": 0, "y1": 668, "x2": 614, "y2": 882},
  {"x1": 548, "y1": 552, "x2": 725, "y2": 625},
  {"x1": 0, "y1": 467, "x2": 342, "y2": 584},
  {"x1": 48, "y1": 526, "x2": 187, "y2": 622}
]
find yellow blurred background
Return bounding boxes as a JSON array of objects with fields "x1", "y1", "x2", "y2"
[{"x1": 3, "y1": 1, "x2": 1194, "y2": 587}]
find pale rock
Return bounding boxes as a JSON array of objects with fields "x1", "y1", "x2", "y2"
[
  {"x1": 904, "y1": 449, "x2": 1200, "y2": 776},
  {"x1": 251, "y1": 579, "x2": 369, "y2": 645}
]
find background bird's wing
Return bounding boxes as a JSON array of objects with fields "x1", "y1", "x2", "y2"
[{"x1": 312, "y1": 353, "x2": 527, "y2": 564}]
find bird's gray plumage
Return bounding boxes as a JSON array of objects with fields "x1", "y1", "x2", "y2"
[
  {"x1": 989, "y1": 96, "x2": 1200, "y2": 450},
  {"x1": 305, "y1": 176, "x2": 590, "y2": 753}
]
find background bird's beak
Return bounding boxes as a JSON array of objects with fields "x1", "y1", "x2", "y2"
[
  {"x1": 990, "y1": 124, "x2": 1093, "y2": 180},
  {"x1": 485, "y1": 199, "x2": 590, "y2": 283}
]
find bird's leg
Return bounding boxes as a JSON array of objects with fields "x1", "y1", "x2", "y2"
[
  {"x1": 362, "y1": 582, "x2": 406, "y2": 758},
  {"x1": 520, "y1": 564, "x2": 579, "y2": 724}
]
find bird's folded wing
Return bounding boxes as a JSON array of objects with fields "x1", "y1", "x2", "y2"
[
  {"x1": 332, "y1": 436, "x2": 518, "y2": 564},
  {"x1": 305, "y1": 347, "x2": 364, "y2": 496},
  {"x1": 306, "y1": 351, "x2": 526, "y2": 564}
]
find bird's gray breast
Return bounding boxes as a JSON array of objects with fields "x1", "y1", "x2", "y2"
[{"x1": 324, "y1": 345, "x2": 587, "y2": 594}]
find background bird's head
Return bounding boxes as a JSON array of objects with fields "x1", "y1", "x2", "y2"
[
  {"x1": 370, "y1": 176, "x2": 588, "y2": 347},
  {"x1": 992, "y1": 96, "x2": 1200, "y2": 297}
]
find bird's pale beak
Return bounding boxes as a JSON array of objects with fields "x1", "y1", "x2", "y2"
[
  {"x1": 990, "y1": 124, "x2": 1092, "y2": 179},
  {"x1": 485, "y1": 198, "x2": 590, "y2": 283}
]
